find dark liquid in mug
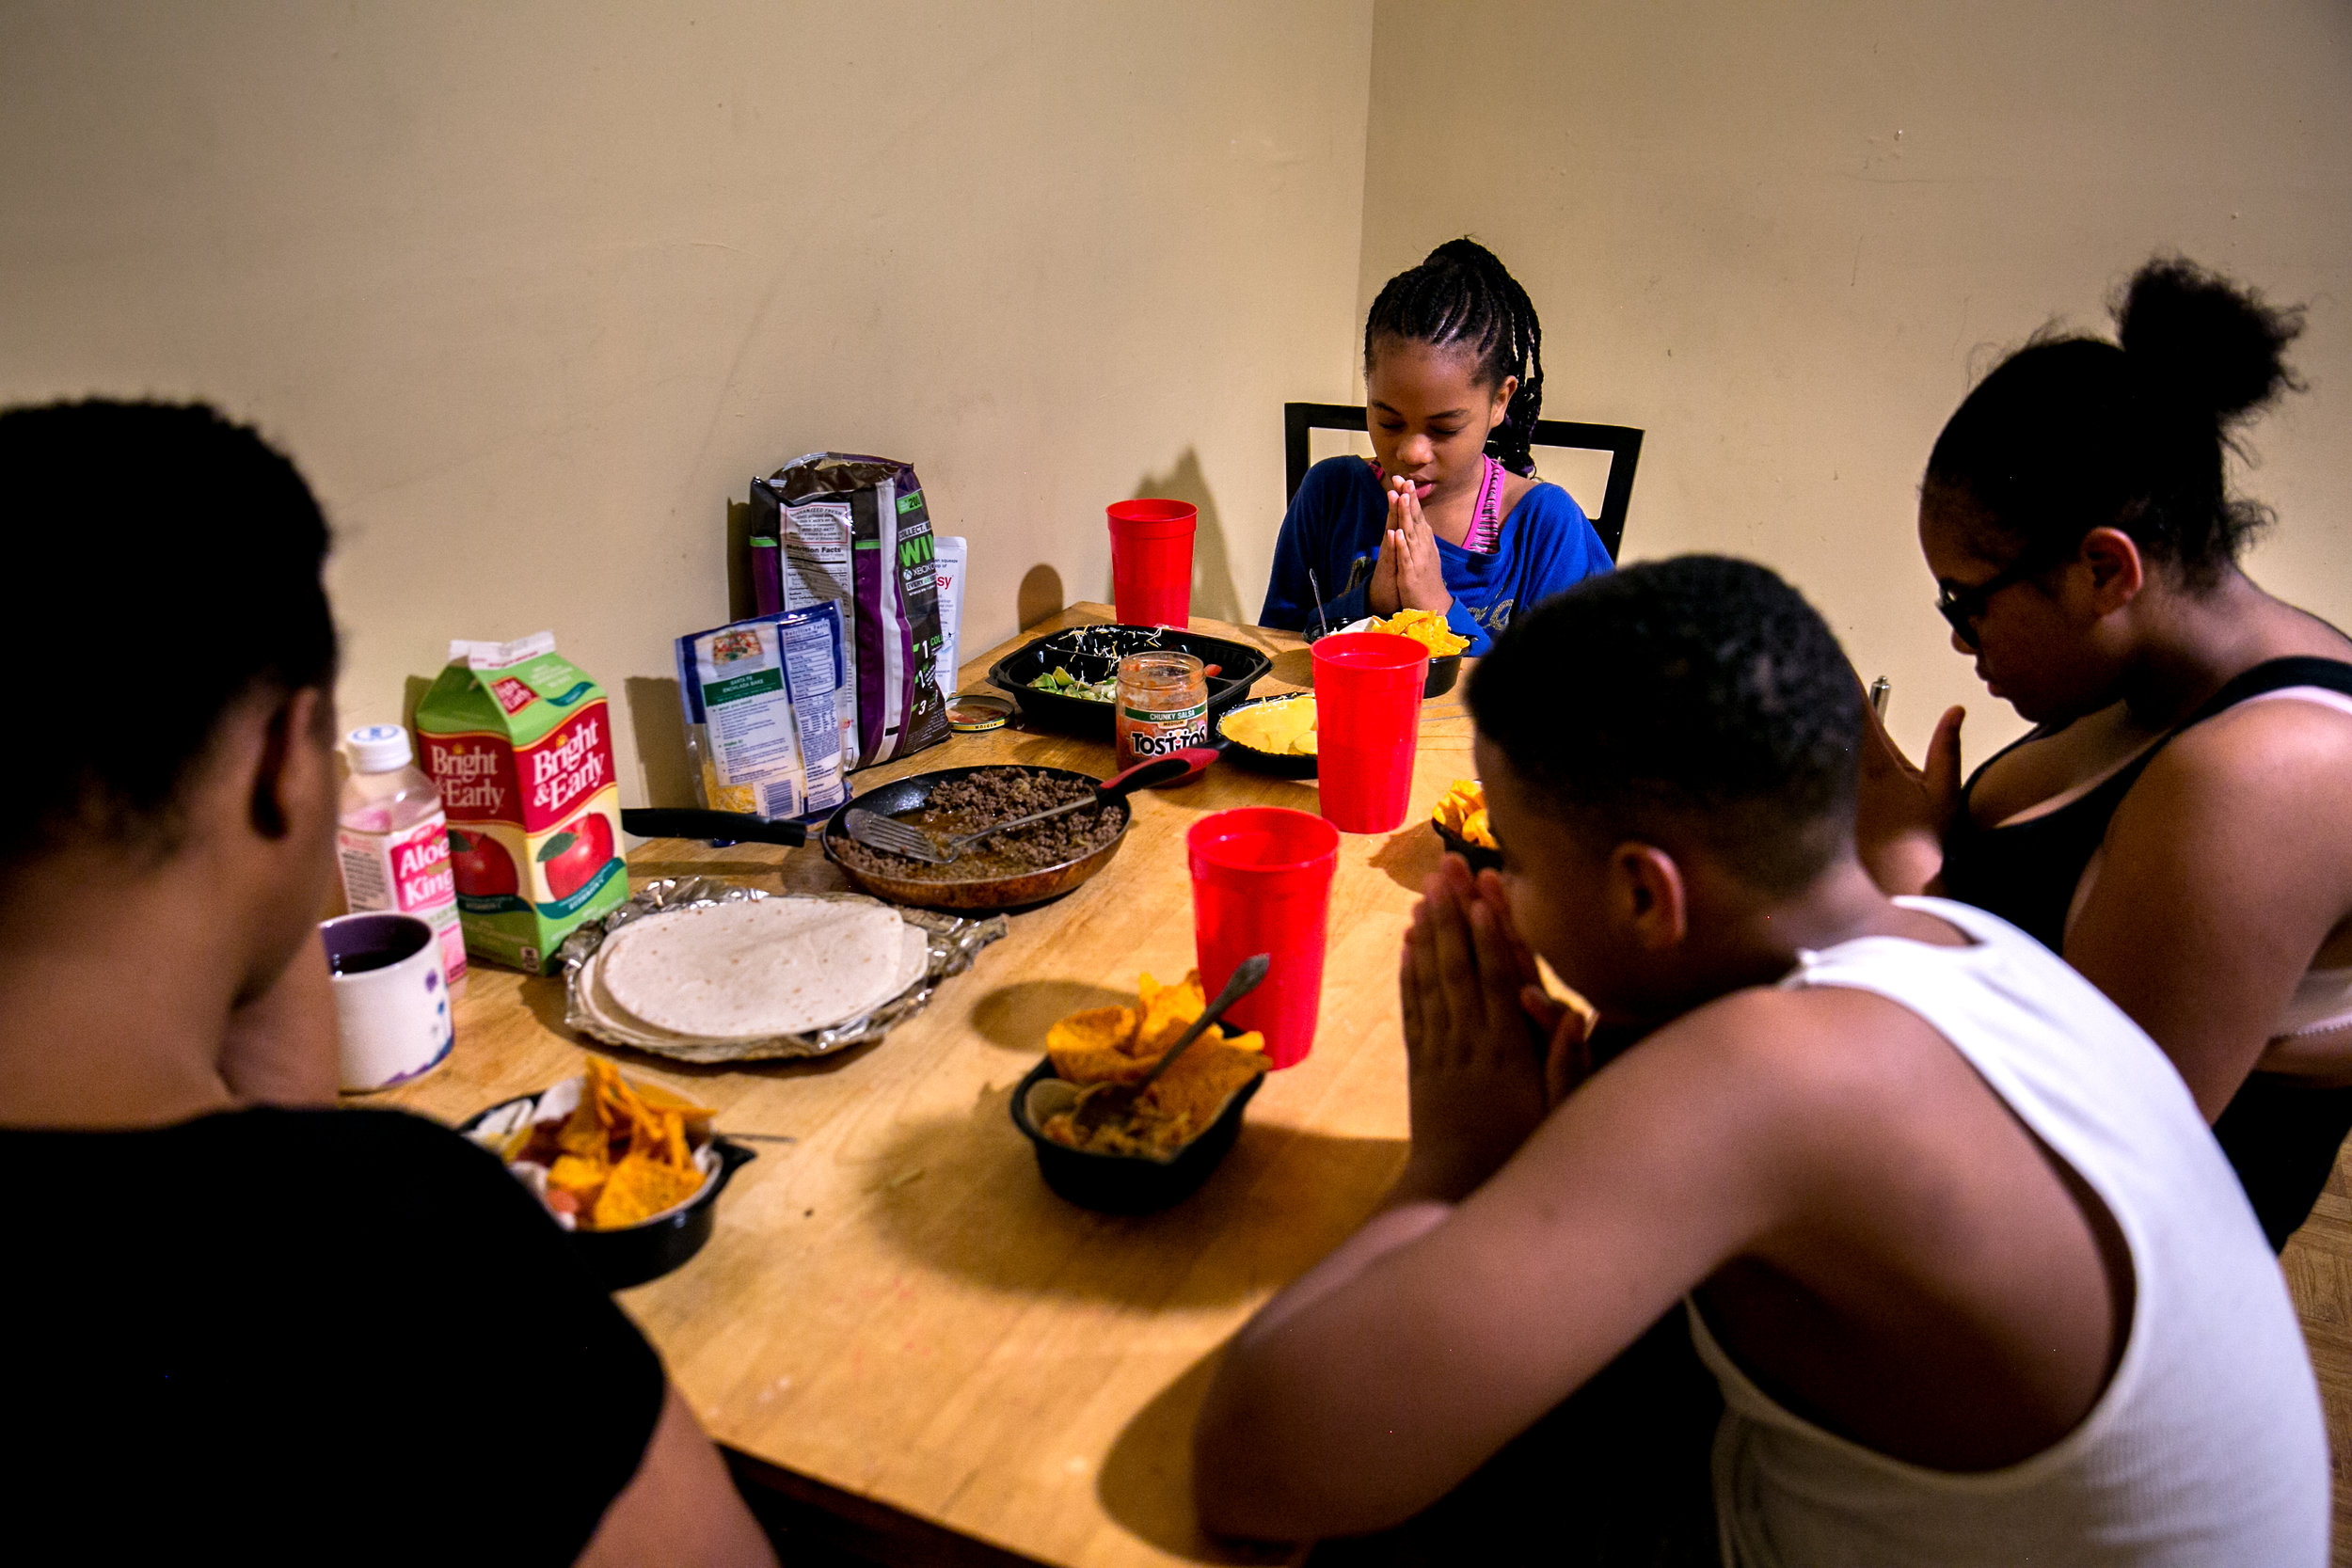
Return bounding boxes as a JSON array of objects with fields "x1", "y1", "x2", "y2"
[{"x1": 329, "y1": 948, "x2": 409, "y2": 976}]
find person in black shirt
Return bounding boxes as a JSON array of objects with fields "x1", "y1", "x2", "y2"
[
  {"x1": 1856, "y1": 259, "x2": 2352, "y2": 1250},
  {"x1": 0, "y1": 401, "x2": 775, "y2": 1565}
]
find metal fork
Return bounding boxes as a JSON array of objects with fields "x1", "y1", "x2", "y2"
[
  {"x1": 846, "y1": 797, "x2": 1102, "y2": 865},
  {"x1": 843, "y1": 808, "x2": 957, "y2": 863}
]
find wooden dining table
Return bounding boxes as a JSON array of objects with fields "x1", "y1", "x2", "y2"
[{"x1": 384, "y1": 604, "x2": 1482, "y2": 1567}]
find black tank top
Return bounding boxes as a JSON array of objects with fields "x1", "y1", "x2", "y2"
[{"x1": 1942, "y1": 655, "x2": 2352, "y2": 1249}]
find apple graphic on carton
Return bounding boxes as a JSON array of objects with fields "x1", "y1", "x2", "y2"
[
  {"x1": 447, "y1": 828, "x2": 518, "y2": 897},
  {"x1": 537, "y1": 810, "x2": 615, "y2": 901}
]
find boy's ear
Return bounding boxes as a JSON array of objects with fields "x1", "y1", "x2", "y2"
[
  {"x1": 248, "y1": 687, "x2": 334, "y2": 840},
  {"x1": 1610, "y1": 841, "x2": 1688, "y2": 951}
]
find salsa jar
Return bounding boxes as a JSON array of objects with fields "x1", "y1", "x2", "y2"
[{"x1": 1115, "y1": 651, "x2": 1208, "y2": 770}]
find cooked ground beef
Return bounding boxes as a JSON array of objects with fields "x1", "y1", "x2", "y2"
[{"x1": 834, "y1": 768, "x2": 1125, "y2": 882}]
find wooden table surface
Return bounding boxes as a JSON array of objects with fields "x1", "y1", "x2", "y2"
[{"x1": 385, "y1": 605, "x2": 1479, "y2": 1567}]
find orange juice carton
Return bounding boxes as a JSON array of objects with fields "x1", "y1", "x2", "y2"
[{"x1": 414, "y1": 632, "x2": 628, "y2": 974}]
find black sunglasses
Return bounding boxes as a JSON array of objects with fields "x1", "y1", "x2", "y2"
[{"x1": 1933, "y1": 548, "x2": 2065, "y2": 649}]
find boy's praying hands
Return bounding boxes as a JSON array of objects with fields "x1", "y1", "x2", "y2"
[{"x1": 1395, "y1": 857, "x2": 1589, "y2": 1204}]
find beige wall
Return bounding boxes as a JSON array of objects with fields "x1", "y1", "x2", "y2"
[
  {"x1": 7, "y1": 2, "x2": 2347, "y2": 784},
  {"x1": 0, "y1": 0, "x2": 1374, "y2": 802},
  {"x1": 1359, "y1": 0, "x2": 2352, "y2": 757}
]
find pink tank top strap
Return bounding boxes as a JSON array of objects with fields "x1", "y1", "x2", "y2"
[{"x1": 1463, "y1": 456, "x2": 1507, "y2": 554}]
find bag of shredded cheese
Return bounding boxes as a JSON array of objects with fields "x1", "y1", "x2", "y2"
[{"x1": 674, "y1": 603, "x2": 849, "y2": 823}]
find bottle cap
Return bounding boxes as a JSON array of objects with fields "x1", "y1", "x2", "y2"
[
  {"x1": 946, "y1": 694, "x2": 1014, "y2": 733},
  {"x1": 345, "y1": 724, "x2": 414, "y2": 773}
]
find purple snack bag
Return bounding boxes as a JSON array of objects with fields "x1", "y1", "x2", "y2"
[
  {"x1": 748, "y1": 452, "x2": 949, "y2": 769},
  {"x1": 750, "y1": 535, "x2": 783, "y2": 617}
]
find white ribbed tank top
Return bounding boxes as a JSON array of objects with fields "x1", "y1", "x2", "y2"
[{"x1": 1692, "y1": 896, "x2": 2328, "y2": 1567}]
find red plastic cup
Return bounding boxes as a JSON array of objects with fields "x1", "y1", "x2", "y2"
[
  {"x1": 1312, "y1": 631, "x2": 1431, "y2": 833},
  {"x1": 1188, "y1": 808, "x2": 1341, "y2": 1069},
  {"x1": 1107, "y1": 499, "x2": 1197, "y2": 626}
]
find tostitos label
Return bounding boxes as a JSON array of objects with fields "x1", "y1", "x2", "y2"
[
  {"x1": 1117, "y1": 698, "x2": 1208, "y2": 764},
  {"x1": 416, "y1": 634, "x2": 628, "y2": 974}
]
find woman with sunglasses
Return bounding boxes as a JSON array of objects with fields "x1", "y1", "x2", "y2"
[{"x1": 1861, "y1": 257, "x2": 2352, "y2": 1250}]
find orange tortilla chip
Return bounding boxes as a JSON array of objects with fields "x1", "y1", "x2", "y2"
[
  {"x1": 1143, "y1": 1041, "x2": 1268, "y2": 1132},
  {"x1": 1043, "y1": 975, "x2": 1256, "y2": 1101},
  {"x1": 591, "y1": 1152, "x2": 708, "y2": 1228},
  {"x1": 1134, "y1": 970, "x2": 1206, "y2": 1054},
  {"x1": 556, "y1": 1095, "x2": 609, "y2": 1161},
  {"x1": 1040, "y1": 1029, "x2": 1268, "y2": 1158},
  {"x1": 632, "y1": 1078, "x2": 716, "y2": 1138},
  {"x1": 625, "y1": 1106, "x2": 668, "y2": 1164},
  {"x1": 547, "y1": 1153, "x2": 611, "y2": 1203},
  {"x1": 1046, "y1": 1006, "x2": 1138, "y2": 1059},
  {"x1": 1049, "y1": 1042, "x2": 1155, "y2": 1085}
]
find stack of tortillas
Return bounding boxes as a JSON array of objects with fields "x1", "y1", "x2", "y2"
[{"x1": 575, "y1": 895, "x2": 929, "y2": 1045}]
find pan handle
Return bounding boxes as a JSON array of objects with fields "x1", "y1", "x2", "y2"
[
  {"x1": 620, "y1": 808, "x2": 808, "y2": 847},
  {"x1": 1098, "y1": 747, "x2": 1220, "y2": 800}
]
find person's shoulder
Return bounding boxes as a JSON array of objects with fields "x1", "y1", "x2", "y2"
[
  {"x1": 2132, "y1": 686, "x2": 2352, "y2": 834},
  {"x1": 1515, "y1": 478, "x2": 1589, "y2": 524},
  {"x1": 2172, "y1": 680, "x2": 2352, "y2": 769},
  {"x1": 1300, "y1": 454, "x2": 1378, "y2": 503},
  {"x1": 1307, "y1": 452, "x2": 1375, "y2": 482},
  {"x1": 1508, "y1": 985, "x2": 1935, "y2": 1249},
  {"x1": 111, "y1": 1102, "x2": 489, "y2": 1173},
  {"x1": 1626, "y1": 984, "x2": 1942, "y2": 1124},
  {"x1": 237, "y1": 1102, "x2": 503, "y2": 1174},
  {"x1": 231, "y1": 1104, "x2": 561, "y2": 1242},
  {"x1": 1510, "y1": 483, "x2": 1609, "y2": 564}
]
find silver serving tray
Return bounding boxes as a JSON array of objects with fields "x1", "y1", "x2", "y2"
[{"x1": 557, "y1": 876, "x2": 1006, "y2": 1063}]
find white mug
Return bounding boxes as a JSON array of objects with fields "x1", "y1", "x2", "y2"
[{"x1": 321, "y1": 911, "x2": 454, "y2": 1093}]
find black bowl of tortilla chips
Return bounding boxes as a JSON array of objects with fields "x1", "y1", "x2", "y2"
[
  {"x1": 1009, "y1": 1022, "x2": 1264, "y2": 1215},
  {"x1": 460, "y1": 1072, "x2": 757, "y2": 1291}
]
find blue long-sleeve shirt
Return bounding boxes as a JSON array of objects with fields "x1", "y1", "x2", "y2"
[{"x1": 1257, "y1": 456, "x2": 1613, "y2": 655}]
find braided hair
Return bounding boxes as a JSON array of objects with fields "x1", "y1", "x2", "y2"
[
  {"x1": 1925, "y1": 257, "x2": 2305, "y2": 586},
  {"x1": 1363, "y1": 238, "x2": 1546, "y2": 476}
]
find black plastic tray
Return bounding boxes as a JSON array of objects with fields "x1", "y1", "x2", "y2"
[
  {"x1": 986, "y1": 625, "x2": 1270, "y2": 737},
  {"x1": 1009, "y1": 1033, "x2": 1263, "y2": 1214}
]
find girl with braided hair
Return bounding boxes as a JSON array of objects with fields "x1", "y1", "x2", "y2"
[{"x1": 1260, "y1": 239, "x2": 1611, "y2": 655}]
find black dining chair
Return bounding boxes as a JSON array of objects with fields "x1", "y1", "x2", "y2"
[{"x1": 1281, "y1": 402, "x2": 1644, "y2": 562}]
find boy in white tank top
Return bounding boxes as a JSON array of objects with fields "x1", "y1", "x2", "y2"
[{"x1": 1192, "y1": 557, "x2": 2325, "y2": 1565}]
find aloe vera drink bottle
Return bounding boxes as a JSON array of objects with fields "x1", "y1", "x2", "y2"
[{"x1": 336, "y1": 724, "x2": 469, "y2": 992}]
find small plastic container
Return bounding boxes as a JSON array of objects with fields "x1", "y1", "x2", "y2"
[
  {"x1": 458, "y1": 1092, "x2": 757, "y2": 1289},
  {"x1": 1114, "y1": 651, "x2": 1209, "y2": 771},
  {"x1": 337, "y1": 725, "x2": 467, "y2": 992},
  {"x1": 1009, "y1": 1040, "x2": 1264, "y2": 1213}
]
